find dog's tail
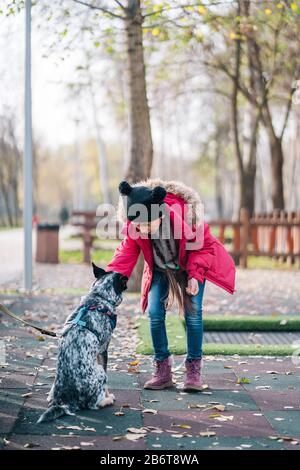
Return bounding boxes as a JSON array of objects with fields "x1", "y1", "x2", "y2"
[{"x1": 37, "y1": 404, "x2": 74, "y2": 424}]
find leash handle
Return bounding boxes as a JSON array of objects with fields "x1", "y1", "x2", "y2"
[{"x1": 0, "y1": 303, "x2": 57, "y2": 338}]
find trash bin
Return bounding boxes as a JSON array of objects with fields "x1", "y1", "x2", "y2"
[{"x1": 36, "y1": 223, "x2": 59, "y2": 264}]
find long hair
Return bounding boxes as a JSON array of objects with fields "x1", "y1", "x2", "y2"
[{"x1": 163, "y1": 268, "x2": 195, "y2": 316}]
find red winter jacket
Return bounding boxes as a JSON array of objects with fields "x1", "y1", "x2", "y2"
[{"x1": 106, "y1": 178, "x2": 236, "y2": 313}]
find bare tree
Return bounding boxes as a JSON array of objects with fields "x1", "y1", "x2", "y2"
[{"x1": 0, "y1": 114, "x2": 21, "y2": 226}]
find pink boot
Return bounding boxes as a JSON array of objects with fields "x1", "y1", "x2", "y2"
[
  {"x1": 144, "y1": 357, "x2": 174, "y2": 390},
  {"x1": 183, "y1": 358, "x2": 203, "y2": 391}
]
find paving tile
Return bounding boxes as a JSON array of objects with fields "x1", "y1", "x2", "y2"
[
  {"x1": 0, "y1": 388, "x2": 28, "y2": 407},
  {"x1": 0, "y1": 371, "x2": 36, "y2": 389},
  {"x1": 141, "y1": 388, "x2": 259, "y2": 411},
  {"x1": 240, "y1": 374, "x2": 300, "y2": 391},
  {"x1": 4, "y1": 434, "x2": 146, "y2": 450},
  {"x1": 13, "y1": 407, "x2": 143, "y2": 436},
  {"x1": 22, "y1": 388, "x2": 49, "y2": 411},
  {"x1": 223, "y1": 359, "x2": 300, "y2": 375},
  {"x1": 112, "y1": 390, "x2": 141, "y2": 409},
  {"x1": 146, "y1": 434, "x2": 287, "y2": 450},
  {"x1": 264, "y1": 411, "x2": 300, "y2": 438},
  {"x1": 3, "y1": 354, "x2": 44, "y2": 370},
  {"x1": 142, "y1": 410, "x2": 275, "y2": 437},
  {"x1": 107, "y1": 371, "x2": 141, "y2": 390},
  {"x1": 139, "y1": 372, "x2": 240, "y2": 391},
  {"x1": 249, "y1": 390, "x2": 300, "y2": 411},
  {"x1": 0, "y1": 435, "x2": 6, "y2": 449},
  {"x1": 0, "y1": 388, "x2": 25, "y2": 433}
]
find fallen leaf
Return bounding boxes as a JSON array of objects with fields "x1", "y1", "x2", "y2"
[
  {"x1": 36, "y1": 336, "x2": 45, "y2": 342},
  {"x1": 125, "y1": 433, "x2": 146, "y2": 441},
  {"x1": 199, "y1": 431, "x2": 216, "y2": 437},
  {"x1": 213, "y1": 405, "x2": 226, "y2": 412},
  {"x1": 83, "y1": 427, "x2": 96, "y2": 432},
  {"x1": 56, "y1": 425, "x2": 82, "y2": 431},
  {"x1": 24, "y1": 442, "x2": 40, "y2": 448},
  {"x1": 127, "y1": 427, "x2": 147, "y2": 434},
  {"x1": 188, "y1": 404, "x2": 208, "y2": 409},
  {"x1": 142, "y1": 409, "x2": 158, "y2": 414},
  {"x1": 171, "y1": 423, "x2": 191, "y2": 429},
  {"x1": 237, "y1": 377, "x2": 250, "y2": 384},
  {"x1": 128, "y1": 360, "x2": 140, "y2": 366}
]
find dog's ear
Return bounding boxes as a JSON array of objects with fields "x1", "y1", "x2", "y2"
[{"x1": 91, "y1": 262, "x2": 106, "y2": 279}]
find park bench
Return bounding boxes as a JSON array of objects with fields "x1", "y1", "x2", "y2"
[{"x1": 70, "y1": 210, "x2": 121, "y2": 263}]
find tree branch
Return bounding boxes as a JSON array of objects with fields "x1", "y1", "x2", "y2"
[
  {"x1": 280, "y1": 91, "x2": 293, "y2": 140},
  {"x1": 72, "y1": 0, "x2": 125, "y2": 19}
]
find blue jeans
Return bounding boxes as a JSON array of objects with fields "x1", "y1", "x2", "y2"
[{"x1": 146, "y1": 269, "x2": 206, "y2": 362}]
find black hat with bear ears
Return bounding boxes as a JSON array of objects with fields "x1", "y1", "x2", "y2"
[{"x1": 118, "y1": 180, "x2": 167, "y2": 222}]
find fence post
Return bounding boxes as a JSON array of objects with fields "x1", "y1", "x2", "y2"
[
  {"x1": 295, "y1": 212, "x2": 300, "y2": 268},
  {"x1": 287, "y1": 212, "x2": 294, "y2": 266},
  {"x1": 239, "y1": 207, "x2": 249, "y2": 268}
]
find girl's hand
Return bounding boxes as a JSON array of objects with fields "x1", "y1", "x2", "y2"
[{"x1": 186, "y1": 277, "x2": 199, "y2": 296}]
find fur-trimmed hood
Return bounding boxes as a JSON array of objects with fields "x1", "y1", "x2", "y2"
[{"x1": 116, "y1": 177, "x2": 203, "y2": 225}]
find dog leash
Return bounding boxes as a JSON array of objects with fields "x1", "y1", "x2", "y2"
[{"x1": 0, "y1": 302, "x2": 57, "y2": 338}]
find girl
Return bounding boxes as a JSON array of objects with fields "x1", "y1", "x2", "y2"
[{"x1": 106, "y1": 178, "x2": 236, "y2": 391}]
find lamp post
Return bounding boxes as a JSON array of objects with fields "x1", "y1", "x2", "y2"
[{"x1": 24, "y1": 0, "x2": 33, "y2": 290}]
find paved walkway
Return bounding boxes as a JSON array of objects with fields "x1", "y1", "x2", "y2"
[
  {"x1": 1, "y1": 294, "x2": 300, "y2": 450},
  {"x1": 2, "y1": 262, "x2": 300, "y2": 317}
]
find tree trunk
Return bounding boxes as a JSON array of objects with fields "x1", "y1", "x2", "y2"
[
  {"x1": 125, "y1": 0, "x2": 153, "y2": 182},
  {"x1": 240, "y1": 0, "x2": 285, "y2": 210},
  {"x1": 269, "y1": 135, "x2": 285, "y2": 209},
  {"x1": 240, "y1": 167, "x2": 256, "y2": 216},
  {"x1": 123, "y1": 1, "x2": 154, "y2": 292},
  {"x1": 214, "y1": 138, "x2": 224, "y2": 219}
]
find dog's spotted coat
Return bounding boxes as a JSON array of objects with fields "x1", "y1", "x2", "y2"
[{"x1": 37, "y1": 267, "x2": 128, "y2": 423}]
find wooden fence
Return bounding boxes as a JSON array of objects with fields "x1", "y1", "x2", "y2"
[
  {"x1": 71, "y1": 208, "x2": 300, "y2": 268},
  {"x1": 210, "y1": 208, "x2": 300, "y2": 268}
]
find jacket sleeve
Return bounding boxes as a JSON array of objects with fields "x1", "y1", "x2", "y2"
[
  {"x1": 105, "y1": 235, "x2": 141, "y2": 279},
  {"x1": 185, "y1": 223, "x2": 215, "y2": 282}
]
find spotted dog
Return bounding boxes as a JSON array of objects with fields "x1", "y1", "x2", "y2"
[{"x1": 37, "y1": 264, "x2": 128, "y2": 423}]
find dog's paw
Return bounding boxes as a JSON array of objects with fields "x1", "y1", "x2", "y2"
[
  {"x1": 98, "y1": 395, "x2": 114, "y2": 408},
  {"x1": 108, "y1": 393, "x2": 115, "y2": 402}
]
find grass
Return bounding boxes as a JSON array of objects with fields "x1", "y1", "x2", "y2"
[
  {"x1": 136, "y1": 315, "x2": 187, "y2": 355},
  {"x1": 0, "y1": 226, "x2": 21, "y2": 231},
  {"x1": 202, "y1": 344, "x2": 295, "y2": 356},
  {"x1": 136, "y1": 316, "x2": 298, "y2": 356},
  {"x1": 247, "y1": 255, "x2": 299, "y2": 270},
  {"x1": 59, "y1": 249, "x2": 114, "y2": 264},
  {"x1": 203, "y1": 315, "x2": 300, "y2": 331}
]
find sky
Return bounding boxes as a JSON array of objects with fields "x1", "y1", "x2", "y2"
[
  {"x1": 0, "y1": 3, "x2": 119, "y2": 151},
  {"x1": 0, "y1": 1, "x2": 207, "y2": 162}
]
